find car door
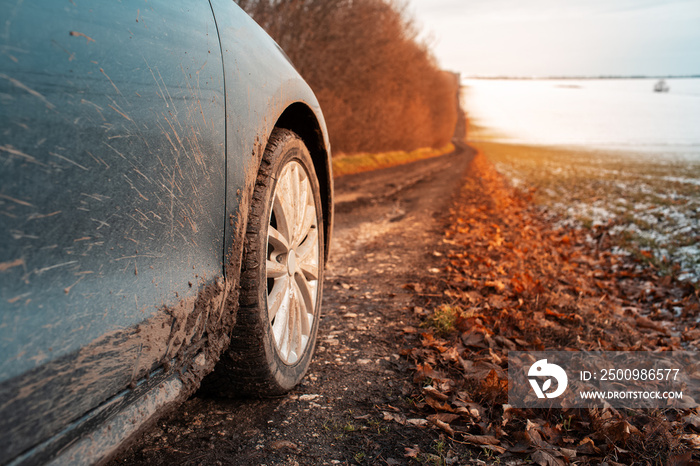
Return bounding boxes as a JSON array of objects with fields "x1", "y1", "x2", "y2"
[{"x1": 0, "y1": 0, "x2": 226, "y2": 461}]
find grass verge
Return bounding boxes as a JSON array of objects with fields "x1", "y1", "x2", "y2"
[{"x1": 332, "y1": 143, "x2": 455, "y2": 178}]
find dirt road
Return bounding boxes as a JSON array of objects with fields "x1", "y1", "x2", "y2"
[{"x1": 110, "y1": 146, "x2": 476, "y2": 465}]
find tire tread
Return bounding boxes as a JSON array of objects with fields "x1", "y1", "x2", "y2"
[{"x1": 202, "y1": 128, "x2": 323, "y2": 397}]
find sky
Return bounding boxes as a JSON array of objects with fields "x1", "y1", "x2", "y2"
[{"x1": 409, "y1": 0, "x2": 700, "y2": 77}]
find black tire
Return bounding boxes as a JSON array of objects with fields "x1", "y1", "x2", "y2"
[{"x1": 206, "y1": 128, "x2": 324, "y2": 396}]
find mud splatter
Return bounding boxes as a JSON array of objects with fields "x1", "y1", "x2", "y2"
[
  {"x1": 0, "y1": 258, "x2": 25, "y2": 272},
  {"x1": 0, "y1": 74, "x2": 55, "y2": 109},
  {"x1": 69, "y1": 30, "x2": 95, "y2": 44},
  {"x1": 49, "y1": 151, "x2": 89, "y2": 171},
  {"x1": 100, "y1": 68, "x2": 121, "y2": 95},
  {"x1": 0, "y1": 192, "x2": 34, "y2": 207},
  {"x1": 0, "y1": 144, "x2": 47, "y2": 167},
  {"x1": 108, "y1": 104, "x2": 131, "y2": 121}
]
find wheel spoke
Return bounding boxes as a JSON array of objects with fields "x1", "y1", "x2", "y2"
[
  {"x1": 271, "y1": 288, "x2": 290, "y2": 353},
  {"x1": 268, "y1": 276, "x2": 290, "y2": 323},
  {"x1": 288, "y1": 165, "x2": 299, "y2": 230},
  {"x1": 288, "y1": 165, "x2": 301, "y2": 242},
  {"x1": 299, "y1": 263, "x2": 318, "y2": 282},
  {"x1": 268, "y1": 225, "x2": 289, "y2": 255},
  {"x1": 296, "y1": 226, "x2": 318, "y2": 260},
  {"x1": 293, "y1": 273, "x2": 311, "y2": 316},
  {"x1": 293, "y1": 275, "x2": 313, "y2": 335},
  {"x1": 293, "y1": 176, "x2": 310, "y2": 244},
  {"x1": 266, "y1": 259, "x2": 287, "y2": 279},
  {"x1": 293, "y1": 205, "x2": 315, "y2": 249},
  {"x1": 286, "y1": 291, "x2": 298, "y2": 362},
  {"x1": 273, "y1": 175, "x2": 294, "y2": 240},
  {"x1": 292, "y1": 288, "x2": 304, "y2": 360},
  {"x1": 297, "y1": 228, "x2": 319, "y2": 281}
]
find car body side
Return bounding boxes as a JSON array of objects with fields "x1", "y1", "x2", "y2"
[{"x1": 0, "y1": 1, "x2": 332, "y2": 465}]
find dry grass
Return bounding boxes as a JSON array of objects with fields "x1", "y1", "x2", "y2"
[{"x1": 332, "y1": 143, "x2": 455, "y2": 177}]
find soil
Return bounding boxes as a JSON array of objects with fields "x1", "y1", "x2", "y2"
[{"x1": 109, "y1": 146, "x2": 477, "y2": 465}]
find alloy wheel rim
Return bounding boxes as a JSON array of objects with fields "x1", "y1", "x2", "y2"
[{"x1": 266, "y1": 160, "x2": 320, "y2": 364}]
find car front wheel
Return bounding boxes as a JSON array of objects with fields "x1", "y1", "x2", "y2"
[{"x1": 207, "y1": 128, "x2": 324, "y2": 396}]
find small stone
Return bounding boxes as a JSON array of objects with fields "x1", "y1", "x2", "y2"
[
  {"x1": 299, "y1": 394, "x2": 321, "y2": 401},
  {"x1": 357, "y1": 359, "x2": 371, "y2": 365},
  {"x1": 269, "y1": 439, "x2": 297, "y2": 451},
  {"x1": 342, "y1": 312, "x2": 358, "y2": 319}
]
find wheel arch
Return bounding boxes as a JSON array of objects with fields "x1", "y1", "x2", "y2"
[{"x1": 274, "y1": 102, "x2": 333, "y2": 263}]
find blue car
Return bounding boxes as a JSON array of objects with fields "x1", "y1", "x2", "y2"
[{"x1": 0, "y1": 1, "x2": 332, "y2": 464}]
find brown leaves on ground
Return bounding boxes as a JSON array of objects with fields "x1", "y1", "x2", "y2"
[{"x1": 401, "y1": 152, "x2": 700, "y2": 464}]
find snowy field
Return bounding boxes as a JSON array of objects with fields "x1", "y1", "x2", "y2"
[
  {"x1": 463, "y1": 78, "x2": 700, "y2": 282},
  {"x1": 474, "y1": 142, "x2": 700, "y2": 281}
]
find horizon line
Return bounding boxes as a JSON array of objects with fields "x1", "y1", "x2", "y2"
[{"x1": 461, "y1": 74, "x2": 700, "y2": 80}]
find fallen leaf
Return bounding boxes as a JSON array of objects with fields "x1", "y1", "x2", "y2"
[
  {"x1": 576, "y1": 437, "x2": 602, "y2": 455},
  {"x1": 404, "y1": 446, "x2": 420, "y2": 458},
  {"x1": 425, "y1": 397, "x2": 454, "y2": 412},
  {"x1": 604, "y1": 419, "x2": 640, "y2": 444},
  {"x1": 532, "y1": 449, "x2": 566, "y2": 466},
  {"x1": 430, "y1": 418, "x2": 454, "y2": 436},
  {"x1": 635, "y1": 316, "x2": 670, "y2": 335},
  {"x1": 681, "y1": 433, "x2": 700, "y2": 448},
  {"x1": 683, "y1": 413, "x2": 700, "y2": 431},
  {"x1": 382, "y1": 411, "x2": 406, "y2": 425},
  {"x1": 428, "y1": 413, "x2": 459, "y2": 424},
  {"x1": 484, "y1": 280, "x2": 506, "y2": 292},
  {"x1": 482, "y1": 444, "x2": 508, "y2": 454},
  {"x1": 461, "y1": 434, "x2": 500, "y2": 446},
  {"x1": 423, "y1": 386, "x2": 449, "y2": 401},
  {"x1": 406, "y1": 418, "x2": 429, "y2": 427}
]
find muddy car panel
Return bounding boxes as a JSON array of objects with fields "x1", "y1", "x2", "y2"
[
  {"x1": 209, "y1": 0, "x2": 333, "y2": 268},
  {"x1": 0, "y1": 1, "x2": 331, "y2": 464}
]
